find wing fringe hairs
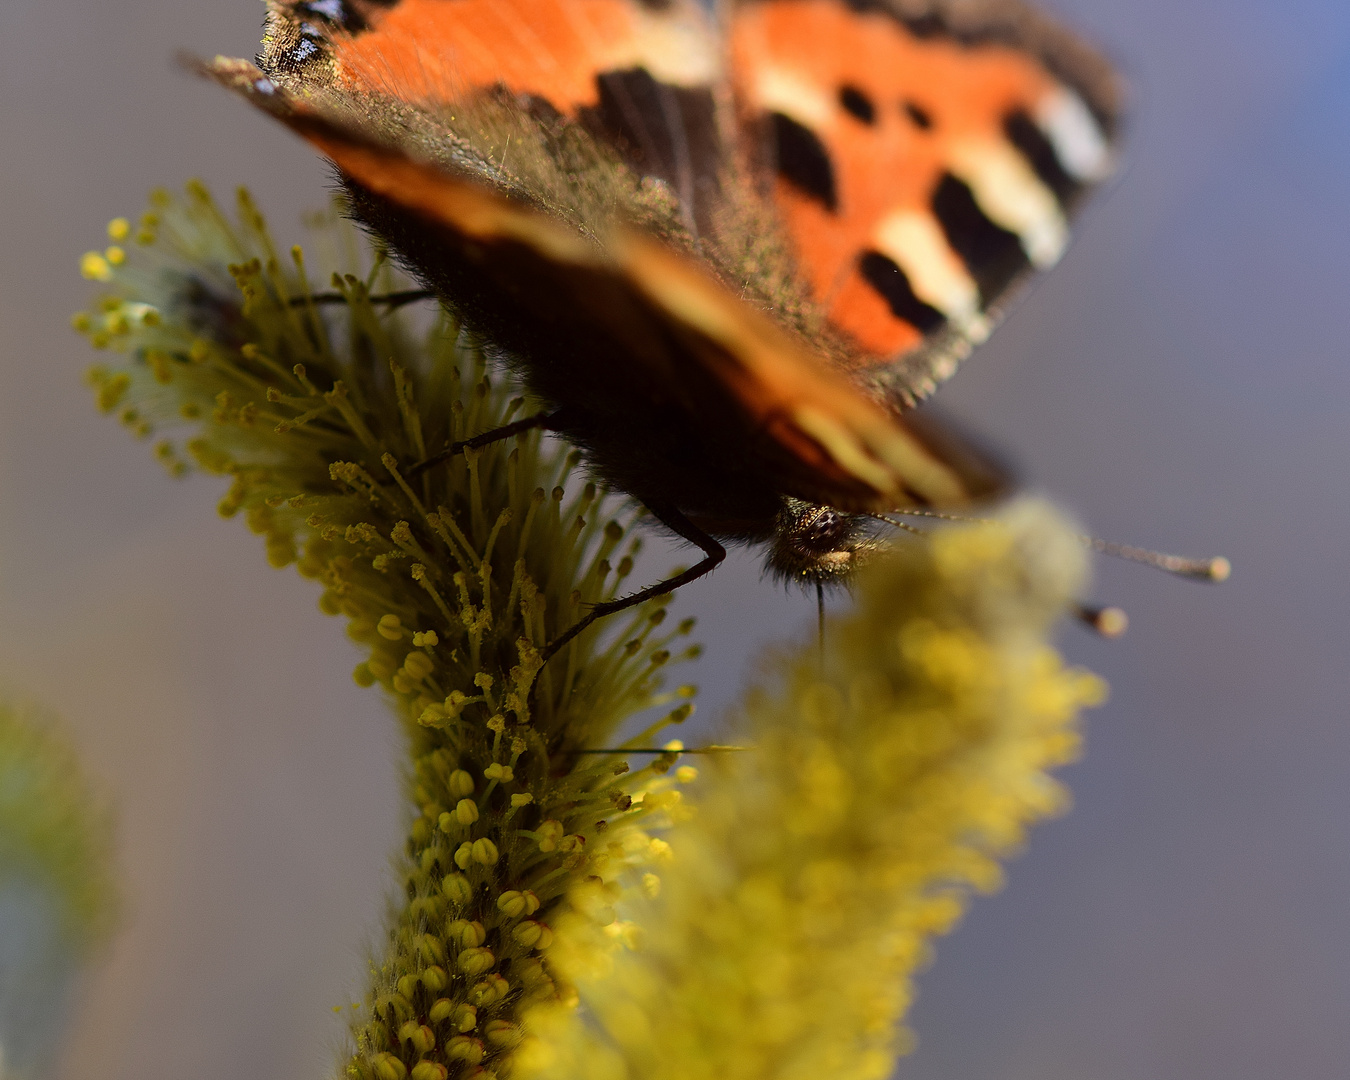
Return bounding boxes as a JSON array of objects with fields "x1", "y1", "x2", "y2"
[{"x1": 75, "y1": 185, "x2": 1103, "y2": 1080}]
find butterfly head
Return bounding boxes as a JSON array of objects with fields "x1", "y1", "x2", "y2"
[{"x1": 767, "y1": 498, "x2": 880, "y2": 586}]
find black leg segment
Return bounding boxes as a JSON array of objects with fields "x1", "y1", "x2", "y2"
[
  {"x1": 540, "y1": 501, "x2": 726, "y2": 664},
  {"x1": 409, "y1": 411, "x2": 556, "y2": 475}
]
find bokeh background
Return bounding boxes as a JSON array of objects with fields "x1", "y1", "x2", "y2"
[{"x1": 1, "y1": 0, "x2": 1347, "y2": 1077}]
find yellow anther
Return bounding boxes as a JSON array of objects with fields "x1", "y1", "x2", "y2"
[
  {"x1": 484, "y1": 1020, "x2": 522, "y2": 1048},
  {"x1": 676, "y1": 765, "x2": 698, "y2": 784},
  {"x1": 455, "y1": 798, "x2": 479, "y2": 826},
  {"x1": 412, "y1": 631, "x2": 439, "y2": 647},
  {"x1": 107, "y1": 217, "x2": 130, "y2": 240},
  {"x1": 642, "y1": 872, "x2": 661, "y2": 898},
  {"x1": 484, "y1": 763, "x2": 513, "y2": 783},
  {"x1": 371, "y1": 1053, "x2": 407, "y2": 1080},
  {"x1": 469, "y1": 975, "x2": 510, "y2": 1005},
  {"x1": 447, "y1": 919, "x2": 486, "y2": 948},
  {"x1": 510, "y1": 793, "x2": 533, "y2": 808},
  {"x1": 456, "y1": 947, "x2": 495, "y2": 975},
  {"x1": 95, "y1": 372, "x2": 131, "y2": 413},
  {"x1": 536, "y1": 820, "x2": 564, "y2": 853},
  {"x1": 378, "y1": 614, "x2": 404, "y2": 640},
  {"x1": 421, "y1": 966, "x2": 448, "y2": 992},
  {"x1": 428, "y1": 998, "x2": 453, "y2": 1024},
  {"x1": 514, "y1": 958, "x2": 548, "y2": 986},
  {"x1": 399, "y1": 1021, "x2": 435, "y2": 1054},
  {"x1": 445, "y1": 1036, "x2": 485, "y2": 1065},
  {"x1": 663, "y1": 740, "x2": 685, "y2": 752},
  {"x1": 419, "y1": 704, "x2": 448, "y2": 728},
  {"x1": 454, "y1": 842, "x2": 473, "y2": 870},
  {"x1": 452, "y1": 1004, "x2": 478, "y2": 1032},
  {"x1": 511, "y1": 921, "x2": 552, "y2": 949},
  {"x1": 497, "y1": 891, "x2": 527, "y2": 918},
  {"x1": 448, "y1": 770, "x2": 475, "y2": 798},
  {"x1": 80, "y1": 252, "x2": 111, "y2": 281},
  {"x1": 441, "y1": 873, "x2": 472, "y2": 905},
  {"x1": 648, "y1": 838, "x2": 673, "y2": 862},
  {"x1": 352, "y1": 664, "x2": 376, "y2": 688},
  {"x1": 471, "y1": 838, "x2": 499, "y2": 866},
  {"x1": 367, "y1": 654, "x2": 395, "y2": 680},
  {"x1": 403, "y1": 651, "x2": 434, "y2": 681},
  {"x1": 410, "y1": 1062, "x2": 447, "y2": 1080},
  {"x1": 104, "y1": 245, "x2": 126, "y2": 266}
]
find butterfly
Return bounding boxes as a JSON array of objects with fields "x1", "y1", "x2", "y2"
[{"x1": 204, "y1": 0, "x2": 1122, "y2": 652}]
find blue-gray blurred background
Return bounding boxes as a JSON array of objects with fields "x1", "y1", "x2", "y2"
[{"x1": 1, "y1": 0, "x2": 1347, "y2": 1077}]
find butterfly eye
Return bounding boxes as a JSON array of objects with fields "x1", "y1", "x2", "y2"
[
  {"x1": 838, "y1": 84, "x2": 877, "y2": 125},
  {"x1": 902, "y1": 100, "x2": 934, "y2": 130},
  {"x1": 796, "y1": 509, "x2": 855, "y2": 555}
]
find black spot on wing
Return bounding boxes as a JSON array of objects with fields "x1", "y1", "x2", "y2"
[
  {"x1": 858, "y1": 252, "x2": 946, "y2": 333},
  {"x1": 931, "y1": 173, "x2": 1028, "y2": 304},
  {"x1": 1003, "y1": 109, "x2": 1079, "y2": 205},
  {"x1": 769, "y1": 113, "x2": 837, "y2": 212},
  {"x1": 586, "y1": 68, "x2": 722, "y2": 233},
  {"x1": 903, "y1": 100, "x2": 934, "y2": 130},
  {"x1": 839, "y1": 85, "x2": 876, "y2": 124}
]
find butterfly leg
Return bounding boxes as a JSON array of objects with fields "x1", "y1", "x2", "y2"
[
  {"x1": 409, "y1": 411, "x2": 557, "y2": 476},
  {"x1": 540, "y1": 502, "x2": 726, "y2": 664},
  {"x1": 290, "y1": 288, "x2": 436, "y2": 309}
]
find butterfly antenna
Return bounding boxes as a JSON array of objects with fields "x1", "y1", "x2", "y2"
[
  {"x1": 1084, "y1": 538, "x2": 1231, "y2": 583},
  {"x1": 868, "y1": 512, "x2": 928, "y2": 536},
  {"x1": 871, "y1": 510, "x2": 1226, "y2": 639},
  {"x1": 879, "y1": 509, "x2": 1232, "y2": 582}
]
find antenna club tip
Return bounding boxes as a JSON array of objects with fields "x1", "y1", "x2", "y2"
[
  {"x1": 1207, "y1": 556, "x2": 1232, "y2": 583},
  {"x1": 1077, "y1": 604, "x2": 1129, "y2": 638},
  {"x1": 1094, "y1": 606, "x2": 1130, "y2": 638}
]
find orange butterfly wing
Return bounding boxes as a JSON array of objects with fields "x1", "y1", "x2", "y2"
[{"x1": 729, "y1": 0, "x2": 1122, "y2": 399}]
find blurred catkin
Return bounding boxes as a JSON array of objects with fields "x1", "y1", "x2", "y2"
[
  {"x1": 0, "y1": 701, "x2": 116, "y2": 951},
  {"x1": 518, "y1": 501, "x2": 1105, "y2": 1080},
  {"x1": 0, "y1": 702, "x2": 116, "y2": 1079}
]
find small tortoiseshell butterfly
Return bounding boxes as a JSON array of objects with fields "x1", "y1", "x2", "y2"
[{"x1": 204, "y1": 0, "x2": 1123, "y2": 648}]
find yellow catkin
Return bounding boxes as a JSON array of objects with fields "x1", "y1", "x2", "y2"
[
  {"x1": 75, "y1": 184, "x2": 702, "y2": 1080},
  {"x1": 520, "y1": 502, "x2": 1105, "y2": 1080}
]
